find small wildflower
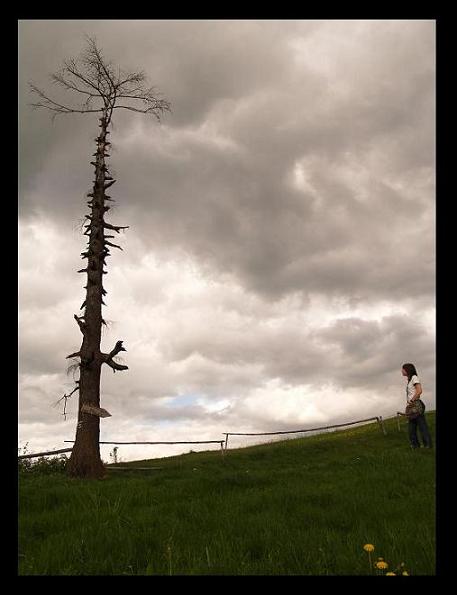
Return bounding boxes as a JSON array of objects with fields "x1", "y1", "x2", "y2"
[
  {"x1": 386, "y1": 572, "x2": 396, "y2": 576},
  {"x1": 378, "y1": 557, "x2": 384, "y2": 561},
  {"x1": 376, "y1": 561, "x2": 388, "y2": 570},
  {"x1": 402, "y1": 571, "x2": 409, "y2": 576},
  {"x1": 363, "y1": 543, "x2": 375, "y2": 574}
]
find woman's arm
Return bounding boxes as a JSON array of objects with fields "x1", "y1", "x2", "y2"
[{"x1": 411, "y1": 383, "x2": 423, "y2": 401}]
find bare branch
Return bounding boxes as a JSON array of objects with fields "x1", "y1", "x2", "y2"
[
  {"x1": 107, "y1": 340, "x2": 126, "y2": 358},
  {"x1": 51, "y1": 71, "x2": 101, "y2": 98},
  {"x1": 115, "y1": 72, "x2": 146, "y2": 90},
  {"x1": 103, "y1": 223, "x2": 129, "y2": 233},
  {"x1": 53, "y1": 383, "x2": 79, "y2": 420},
  {"x1": 83, "y1": 36, "x2": 117, "y2": 93},
  {"x1": 29, "y1": 83, "x2": 104, "y2": 115},
  {"x1": 102, "y1": 340, "x2": 128, "y2": 372},
  {"x1": 63, "y1": 57, "x2": 105, "y2": 96},
  {"x1": 66, "y1": 361, "x2": 80, "y2": 380},
  {"x1": 29, "y1": 36, "x2": 170, "y2": 127},
  {"x1": 105, "y1": 359, "x2": 129, "y2": 372},
  {"x1": 112, "y1": 101, "x2": 170, "y2": 120},
  {"x1": 105, "y1": 241, "x2": 123, "y2": 250}
]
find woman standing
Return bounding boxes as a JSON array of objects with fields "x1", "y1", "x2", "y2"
[{"x1": 402, "y1": 363, "x2": 433, "y2": 449}]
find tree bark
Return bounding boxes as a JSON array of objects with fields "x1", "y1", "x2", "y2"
[{"x1": 67, "y1": 110, "x2": 111, "y2": 479}]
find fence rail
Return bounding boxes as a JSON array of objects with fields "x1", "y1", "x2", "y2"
[
  {"x1": 64, "y1": 440, "x2": 225, "y2": 445},
  {"x1": 223, "y1": 416, "x2": 386, "y2": 450},
  {"x1": 18, "y1": 447, "x2": 73, "y2": 460},
  {"x1": 64, "y1": 439, "x2": 226, "y2": 455}
]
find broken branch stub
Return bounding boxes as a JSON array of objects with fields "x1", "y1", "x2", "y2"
[
  {"x1": 74, "y1": 314, "x2": 87, "y2": 334},
  {"x1": 101, "y1": 340, "x2": 128, "y2": 373},
  {"x1": 105, "y1": 241, "x2": 123, "y2": 250},
  {"x1": 81, "y1": 404, "x2": 112, "y2": 418},
  {"x1": 106, "y1": 359, "x2": 129, "y2": 373}
]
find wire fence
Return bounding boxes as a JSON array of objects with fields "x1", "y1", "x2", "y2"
[
  {"x1": 18, "y1": 414, "x2": 397, "y2": 461},
  {"x1": 222, "y1": 415, "x2": 386, "y2": 450},
  {"x1": 64, "y1": 439, "x2": 226, "y2": 457}
]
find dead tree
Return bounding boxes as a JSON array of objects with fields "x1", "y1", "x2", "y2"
[{"x1": 30, "y1": 36, "x2": 170, "y2": 479}]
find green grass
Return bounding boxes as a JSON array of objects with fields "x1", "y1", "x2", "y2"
[{"x1": 18, "y1": 412, "x2": 435, "y2": 575}]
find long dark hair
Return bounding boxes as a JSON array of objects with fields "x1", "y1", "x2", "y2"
[{"x1": 402, "y1": 363, "x2": 418, "y2": 381}]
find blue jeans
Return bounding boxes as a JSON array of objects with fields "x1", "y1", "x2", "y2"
[{"x1": 408, "y1": 402, "x2": 433, "y2": 448}]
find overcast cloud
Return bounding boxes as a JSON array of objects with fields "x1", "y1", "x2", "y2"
[{"x1": 19, "y1": 20, "x2": 435, "y2": 461}]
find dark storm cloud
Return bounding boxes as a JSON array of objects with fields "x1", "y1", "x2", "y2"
[{"x1": 19, "y1": 19, "x2": 434, "y2": 303}]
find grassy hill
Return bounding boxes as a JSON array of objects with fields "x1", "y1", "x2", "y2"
[{"x1": 18, "y1": 412, "x2": 435, "y2": 575}]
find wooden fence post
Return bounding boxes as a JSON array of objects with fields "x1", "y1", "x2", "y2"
[
  {"x1": 396, "y1": 413, "x2": 401, "y2": 432},
  {"x1": 224, "y1": 434, "x2": 229, "y2": 452},
  {"x1": 377, "y1": 416, "x2": 387, "y2": 435}
]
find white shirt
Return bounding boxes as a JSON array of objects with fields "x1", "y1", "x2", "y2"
[{"x1": 406, "y1": 375, "x2": 421, "y2": 403}]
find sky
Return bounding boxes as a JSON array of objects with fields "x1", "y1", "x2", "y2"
[{"x1": 18, "y1": 19, "x2": 435, "y2": 462}]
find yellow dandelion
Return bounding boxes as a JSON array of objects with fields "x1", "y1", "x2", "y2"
[
  {"x1": 386, "y1": 572, "x2": 396, "y2": 576},
  {"x1": 363, "y1": 544, "x2": 375, "y2": 552},
  {"x1": 376, "y1": 561, "x2": 388, "y2": 570},
  {"x1": 402, "y1": 571, "x2": 409, "y2": 576}
]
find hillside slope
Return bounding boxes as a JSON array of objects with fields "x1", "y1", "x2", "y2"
[{"x1": 18, "y1": 412, "x2": 435, "y2": 575}]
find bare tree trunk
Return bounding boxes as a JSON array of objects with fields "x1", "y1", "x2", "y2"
[
  {"x1": 67, "y1": 111, "x2": 111, "y2": 479},
  {"x1": 30, "y1": 37, "x2": 170, "y2": 480}
]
